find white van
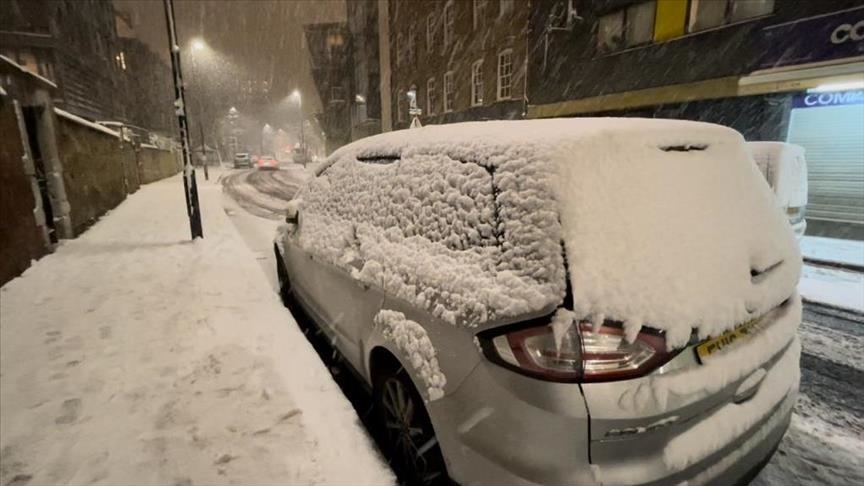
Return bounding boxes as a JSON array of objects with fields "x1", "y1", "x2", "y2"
[{"x1": 747, "y1": 142, "x2": 808, "y2": 239}]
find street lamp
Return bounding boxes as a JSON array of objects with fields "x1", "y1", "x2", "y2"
[
  {"x1": 290, "y1": 89, "x2": 306, "y2": 166},
  {"x1": 162, "y1": 0, "x2": 203, "y2": 239},
  {"x1": 188, "y1": 37, "x2": 209, "y2": 180}
]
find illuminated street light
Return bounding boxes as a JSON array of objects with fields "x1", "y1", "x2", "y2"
[
  {"x1": 290, "y1": 89, "x2": 306, "y2": 165},
  {"x1": 188, "y1": 37, "x2": 210, "y2": 180}
]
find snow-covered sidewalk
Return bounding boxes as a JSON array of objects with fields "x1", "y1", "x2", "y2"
[
  {"x1": 801, "y1": 236, "x2": 864, "y2": 270},
  {"x1": 0, "y1": 174, "x2": 394, "y2": 485},
  {"x1": 798, "y1": 264, "x2": 864, "y2": 313}
]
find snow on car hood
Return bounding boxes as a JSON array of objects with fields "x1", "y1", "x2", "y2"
[{"x1": 549, "y1": 123, "x2": 801, "y2": 349}]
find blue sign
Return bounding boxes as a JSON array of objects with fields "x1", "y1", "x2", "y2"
[
  {"x1": 793, "y1": 90, "x2": 864, "y2": 109},
  {"x1": 760, "y1": 7, "x2": 864, "y2": 69}
]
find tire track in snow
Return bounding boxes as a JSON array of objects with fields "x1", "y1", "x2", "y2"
[{"x1": 221, "y1": 168, "x2": 307, "y2": 220}]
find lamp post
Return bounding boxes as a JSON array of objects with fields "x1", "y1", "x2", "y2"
[
  {"x1": 190, "y1": 37, "x2": 209, "y2": 180},
  {"x1": 291, "y1": 89, "x2": 305, "y2": 166},
  {"x1": 162, "y1": 0, "x2": 203, "y2": 238}
]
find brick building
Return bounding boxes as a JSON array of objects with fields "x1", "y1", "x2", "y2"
[
  {"x1": 0, "y1": 0, "x2": 125, "y2": 122},
  {"x1": 114, "y1": 11, "x2": 175, "y2": 135},
  {"x1": 304, "y1": 22, "x2": 353, "y2": 154},
  {"x1": 347, "y1": 0, "x2": 383, "y2": 141},
  {"x1": 388, "y1": 0, "x2": 529, "y2": 129}
]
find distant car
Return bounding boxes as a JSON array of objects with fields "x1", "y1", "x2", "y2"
[
  {"x1": 292, "y1": 146, "x2": 308, "y2": 166},
  {"x1": 748, "y1": 142, "x2": 808, "y2": 239},
  {"x1": 233, "y1": 152, "x2": 252, "y2": 168},
  {"x1": 255, "y1": 155, "x2": 279, "y2": 170},
  {"x1": 275, "y1": 119, "x2": 802, "y2": 485}
]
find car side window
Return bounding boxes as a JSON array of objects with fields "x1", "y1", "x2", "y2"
[{"x1": 385, "y1": 153, "x2": 497, "y2": 250}]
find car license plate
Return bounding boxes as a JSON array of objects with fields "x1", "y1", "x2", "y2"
[{"x1": 695, "y1": 318, "x2": 762, "y2": 363}]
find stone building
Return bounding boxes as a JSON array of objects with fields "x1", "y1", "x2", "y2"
[{"x1": 387, "y1": 0, "x2": 529, "y2": 129}]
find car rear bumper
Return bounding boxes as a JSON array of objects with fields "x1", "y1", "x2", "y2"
[{"x1": 430, "y1": 339, "x2": 798, "y2": 486}]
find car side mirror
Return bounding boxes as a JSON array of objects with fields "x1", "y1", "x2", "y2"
[{"x1": 285, "y1": 199, "x2": 300, "y2": 224}]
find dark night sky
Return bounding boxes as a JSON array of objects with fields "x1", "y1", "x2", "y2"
[{"x1": 113, "y1": 0, "x2": 347, "y2": 119}]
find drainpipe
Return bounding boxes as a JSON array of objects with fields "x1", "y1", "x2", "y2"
[
  {"x1": 12, "y1": 99, "x2": 52, "y2": 247},
  {"x1": 34, "y1": 90, "x2": 73, "y2": 239}
]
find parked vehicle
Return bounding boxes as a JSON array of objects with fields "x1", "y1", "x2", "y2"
[
  {"x1": 292, "y1": 145, "x2": 308, "y2": 166},
  {"x1": 233, "y1": 152, "x2": 252, "y2": 168},
  {"x1": 747, "y1": 141, "x2": 809, "y2": 239},
  {"x1": 275, "y1": 119, "x2": 802, "y2": 486},
  {"x1": 255, "y1": 155, "x2": 279, "y2": 170}
]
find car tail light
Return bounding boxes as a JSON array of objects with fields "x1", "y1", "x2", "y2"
[{"x1": 479, "y1": 313, "x2": 679, "y2": 383}]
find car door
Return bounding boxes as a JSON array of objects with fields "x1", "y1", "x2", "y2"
[{"x1": 282, "y1": 156, "x2": 386, "y2": 370}]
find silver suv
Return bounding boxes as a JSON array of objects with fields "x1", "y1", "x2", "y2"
[{"x1": 275, "y1": 119, "x2": 802, "y2": 485}]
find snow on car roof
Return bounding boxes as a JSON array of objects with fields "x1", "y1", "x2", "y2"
[{"x1": 326, "y1": 118, "x2": 740, "y2": 170}]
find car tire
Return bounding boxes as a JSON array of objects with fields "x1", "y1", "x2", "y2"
[
  {"x1": 374, "y1": 365, "x2": 451, "y2": 485},
  {"x1": 274, "y1": 247, "x2": 291, "y2": 306}
]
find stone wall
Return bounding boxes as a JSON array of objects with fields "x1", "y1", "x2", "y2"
[
  {"x1": 55, "y1": 115, "x2": 181, "y2": 236},
  {"x1": 137, "y1": 145, "x2": 180, "y2": 184},
  {"x1": 56, "y1": 114, "x2": 129, "y2": 235},
  {"x1": 0, "y1": 99, "x2": 49, "y2": 286}
]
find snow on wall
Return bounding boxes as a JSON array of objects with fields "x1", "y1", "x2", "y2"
[
  {"x1": 303, "y1": 119, "x2": 799, "y2": 347},
  {"x1": 663, "y1": 336, "x2": 800, "y2": 471},
  {"x1": 0, "y1": 54, "x2": 58, "y2": 88},
  {"x1": 373, "y1": 310, "x2": 447, "y2": 401},
  {"x1": 54, "y1": 108, "x2": 121, "y2": 138}
]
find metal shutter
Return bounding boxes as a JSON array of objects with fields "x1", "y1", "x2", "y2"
[{"x1": 787, "y1": 103, "x2": 864, "y2": 225}]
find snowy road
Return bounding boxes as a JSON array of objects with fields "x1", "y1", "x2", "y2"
[
  {"x1": 220, "y1": 166, "x2": 311, "y2": 220},
  {"x1": 223, "y1": 167, "x2": 864, "y2": 485}
]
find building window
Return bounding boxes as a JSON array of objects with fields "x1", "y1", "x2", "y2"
[
  {"x1": 500, "y1": 0, "x2": 514, "y2": 17},
  {"x1": 408, "y1": 25, "x2": 416, "y2": 65},
  {"x1": 396, "y1": 33, "x2": 404, "y2": 65},
  {"x1": 16, "y1": 50, "x2": 40, "y2": 75},
  {"x1": 443, "y1": 1, "x2": 455, "y2": 50},
  {"x1": 689, "y1": 0, "x2": 774, "y2": 32},
  {"x1": 115, "y1": 51, "x2": 127, "y2": 71},
  {"x1": 497, "y1": 49, "x2": 513, "y2": 100},
  {"x1": 473, "y1": 0, "x2": 488, "y2": 30},
  {"x1": 471, "y1": 59, "x2": 484, "y2": 106},
  {"x1": 427, "y1": 13, "x2": 435, "y2": 52},
  {"x1": 330, "y1": 86, "x2": 345, "y2": 102},
  {"x1": 443, "y1": 71, "x2": 455, "y2": 112},
  {"x1": 427, "y1": 77, "x2": 437, "y2": 115},
  {"x1": 597, "y1": 1, "x2": 656, "y2": 53},
  {"x1": 397, "y1": 89, "x2": 406, "y2": 123}
]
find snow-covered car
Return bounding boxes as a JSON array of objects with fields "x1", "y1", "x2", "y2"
[
  {"x1": 233, "y1": 152, "x2": 252, "y2": 168},
  {"x1": 274, "y1": 119, "x2": 802, "y2": 485},
  {"x1": 747, "y1": 142, "x2": 808, "y2": 239},
  {"x1": 255, "y1": 155, "x2": 279, "y2": 170}
]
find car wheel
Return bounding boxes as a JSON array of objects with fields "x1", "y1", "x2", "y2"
[
  {"x1": 274, "y1": 247, "x2": 291, "y2": 306},
  {"x1": 374, "y1": 367, "x2": 450, "y2": 485}
]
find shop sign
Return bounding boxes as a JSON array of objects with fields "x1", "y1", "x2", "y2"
[
  {"x1": 793, "y1": 90, "x2": 864, "y2": 108},
  {"x1": 760, "y1": 7, "x2": 864, "y2": 69}
]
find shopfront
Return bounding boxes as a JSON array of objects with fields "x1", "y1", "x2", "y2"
[{"x1": 786, "y1": 89, "x2": 864, "y2": 239}]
